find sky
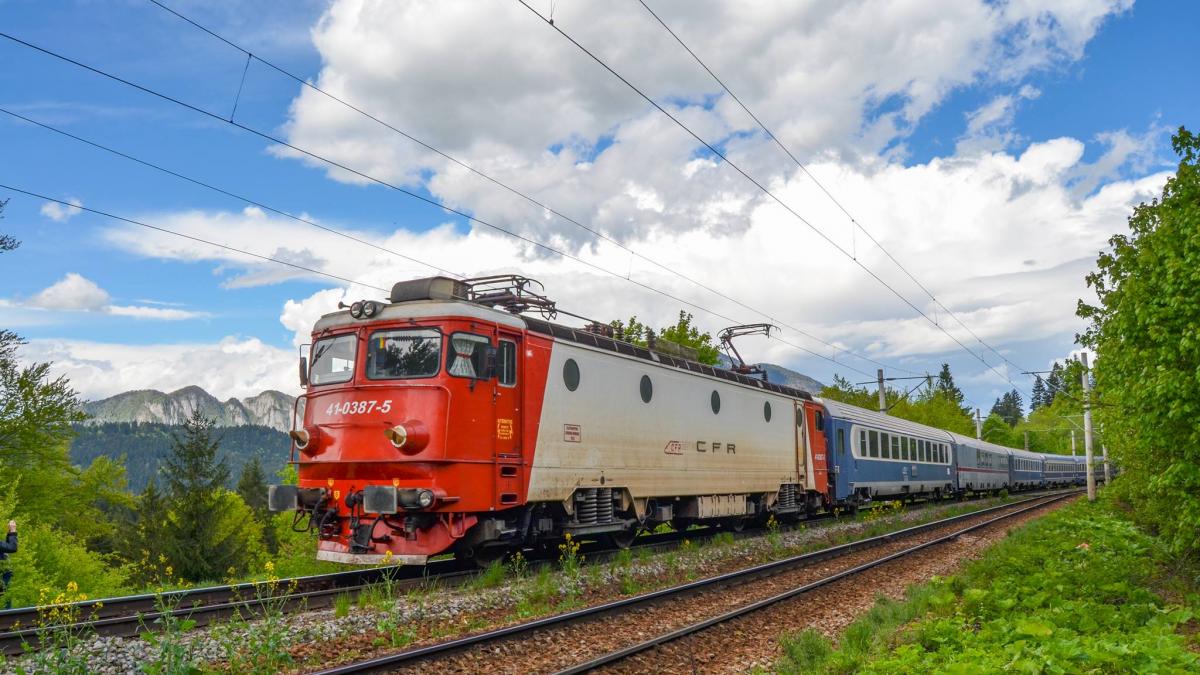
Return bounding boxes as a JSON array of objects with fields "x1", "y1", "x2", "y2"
[{"x1": 0, "y1": 0, "x2": 1196, "y2": 413}]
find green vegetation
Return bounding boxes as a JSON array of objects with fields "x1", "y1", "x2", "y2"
[
  {"x1": 819, "y1": 365, "x2": 975, "y2": 436},
  {"x1": 777, "y1": 497, "x2": 1199, "y2": 673},
  {"x1": 71, "y1": 421, "x2": 289, "y2": 493},
  {"x1": 1079, "y1": 126, "x2": 1200, "y2": 559},
  {"x1": 611, "y1": 310, "x2": 721, "y2": 365}
]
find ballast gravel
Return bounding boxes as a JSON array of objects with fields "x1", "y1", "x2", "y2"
[{"x1": 0, "y1": 495, "x2": 1034, "y2": 675}]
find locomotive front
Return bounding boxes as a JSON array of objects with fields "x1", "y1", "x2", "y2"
[{"x1": 267, "y1": 277, "x2": 535, "y2": 565}]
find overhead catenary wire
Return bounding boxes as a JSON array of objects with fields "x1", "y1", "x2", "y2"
[
  {"x1": 633, "y1": 0, "x2": 1039, "y2": 384},
  {"x1": 0, "y1": 30, "x2": 876, "y2": 378},
  {"x1": 144, "y1": 0, "x2": 909, "y2": 377},
  {"x1": 0, "y1": 106, "x2": 465, "y2": 280},
  {"x1": 513, "y1": 0, "x2": 1042, "y2": 402},
  {"x1": 0, "y1": 184, "x2": 391, "y2": 293}
]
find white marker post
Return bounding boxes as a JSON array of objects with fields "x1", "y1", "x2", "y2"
[{"x1": 1081, "y1": 353, "x2": 1097, "y2": 501}]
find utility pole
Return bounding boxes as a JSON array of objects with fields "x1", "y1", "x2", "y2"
[
  {"x1": 877, "y1": 369, "x2": 886, "y2": 413},
  {"x1": 1071, "y1": 430, "x2": 1076, "y2": 456},
  {"x1": 975, "y1": 408, "x2": 982, "y2": 439},
  {"x1": 1023, "y1": 430, "x2": 1029, "y2": 451},
  {"x1": 1081, "y1": 352, "x2": 1097, "y2": 501},
  {"x1": 1102, "y1": 443, "x2": 1112, "y2": 483}
]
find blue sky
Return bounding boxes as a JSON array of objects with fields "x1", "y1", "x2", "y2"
[{"x1": 0, "y1": 0, "x2": 1195, "y2": 407}]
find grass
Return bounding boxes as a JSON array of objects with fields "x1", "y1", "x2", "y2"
[
  {"x1": 333, "y1": 592, "x2": 351, "y2": 618},
  {"x1": 776, "y1": 492, "x2": 1200, "y2": 674}
]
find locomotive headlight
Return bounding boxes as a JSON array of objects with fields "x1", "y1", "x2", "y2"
[
  {"x1": 289, "y1": 428, "x2": 310, "y2": 450},
  {"x1": 289, "y1": 427, "x2": 323, "y2": 456},
  {"x1": 384, "y1": 420, "x2": 430, "y2": 455},
  {"x1": 349, "y1": 301, "x2": 364, "y2": 319},
  {"x1": 362, "y1": 301, "x2": 380, "y2": 318},
  {"x1": 417, "y1": 489, "x2": 435, "y2": 508}
]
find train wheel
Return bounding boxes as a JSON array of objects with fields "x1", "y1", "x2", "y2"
[{"x1": 724, "y1": 517, "x2": 748, "y2": 533}]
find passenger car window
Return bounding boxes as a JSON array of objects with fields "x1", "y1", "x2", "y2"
[{"x1": 447, "y1": 333, "x2": 490, "y2": 378}]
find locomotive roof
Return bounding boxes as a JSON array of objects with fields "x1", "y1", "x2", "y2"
[
  {"x1": 816, "y1": 398, "x2": 956, "y2": 441},
  {"x1": 312, "y1": 299, "x2": 528, "y2": 333},
  {"x1": 521, "y1": 316, "x2": 815, "y2": 401}
]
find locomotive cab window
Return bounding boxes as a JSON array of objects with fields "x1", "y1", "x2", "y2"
[
  {"x1": 366, "y1": 328, "x2": 440, "y2": 380},
  {"x1": 310, "y1": 333, "x2": 357, "y2": 385},
  {"x1": 447, "y1": 332, "x2": 490, "y2": 379},
  {"x1": 498, "y1": 340, "x2": 517, "y2": 386}
]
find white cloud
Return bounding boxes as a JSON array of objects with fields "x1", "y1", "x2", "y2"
[
  {"x1": 22, "y1": 337, "x2": 298, "y2": 401},
  {"x1": 39, "y1": 198, "x2": 83, "y2": 222},
  {"x1": 20, "y1": 273, "x2": 206, "y2": 321},
  {"x1": 28, "y1": 273, "x2": 110, "y2": 311},
  {"x1": 271, "y1": 0, "x2": 1131, "y2": 249},
  {"x1": 99, "y1": 135, "x2": 1168, "y2": 387}
]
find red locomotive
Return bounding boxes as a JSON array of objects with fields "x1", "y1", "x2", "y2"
[{"x1": 268, "y1": 275, "x2": 831, "y2": 565}]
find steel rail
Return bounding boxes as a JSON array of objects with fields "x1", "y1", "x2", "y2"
[
  {"x1": 554, "y1": 491, "x2": 1076, "y2": 674},
  {"x1": 309, "y1": 489, "x2": 1078, "y2": 674}
]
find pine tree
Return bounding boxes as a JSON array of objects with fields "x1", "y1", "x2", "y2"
[
  {"x1": 124, "y1": 478, "x2": 172, "y2": 584},
  {"x1": 1031, "y1": 377, "x2": 1047, "y2": 410},
  {"x1": 990, "y1": 390, "x2": 1024, "y2": 427},
  {"x1": 934, "y1": 363, "x2": 970, "y2": 415},
  {"x1": 236, "y1": 457, "x2": 278, "y2": 554},
  {"x1": 237, "y1": 457, "x2": 268, "y2": 513},
  {"x1": 1045, "y1": 361, "x2": 1065, "y2": 406},
  {"x1": 161, "y1": 410, "x2": 248, "y2": 582}
]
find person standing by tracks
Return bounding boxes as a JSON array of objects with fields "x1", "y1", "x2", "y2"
[{"x1": 0, "y1": 520, "x2": 16, "y2": 608}]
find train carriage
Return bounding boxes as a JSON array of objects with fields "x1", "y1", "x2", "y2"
[
  {"x1": 819, "y1": 400, "x2": 955, "y2": 504},
  {"x1": 1009, "y1": 448, "x2": 1045, "y2": 491},
  {"x1": 949, "y1": 433, "x2": 1012, "y2": 492}
]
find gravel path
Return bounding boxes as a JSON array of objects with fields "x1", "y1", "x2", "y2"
[{"x1": 370, "y1": 496, "x2": 1071, "y2": 675}]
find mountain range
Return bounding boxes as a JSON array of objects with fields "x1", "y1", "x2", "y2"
[{"x1": 82, "y1": 386, "x2": 295, "y2": 433}]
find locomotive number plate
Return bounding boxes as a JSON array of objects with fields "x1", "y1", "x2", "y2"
[{"x1": 325, "y1": 400, "x2": 393, "y2": 416}]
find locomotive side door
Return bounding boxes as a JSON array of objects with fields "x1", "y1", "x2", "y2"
[
  {"x1": 492, "y1": 329, "x2": 523, "y2": 509},
  {"x1": 802, "y1": 401, "x2": 831, "y2": 498}
]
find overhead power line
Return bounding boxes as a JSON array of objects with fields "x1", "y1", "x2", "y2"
[
  {"x1": 0, "y1": 184, "x2": 390, "y2": 293},
  {"x1": 514, "y1": 0, "x2": 1038, "y2": 401},
  {"x1": 144, "y1": 0, "x2": 911, "y2": 376},
  {"x1": 633, "y1": 0, "x2": 1037, "y2": 384},
  {"x1": 0, "y1": 106, "x2": 464, "y2": 281},
  {"x1": 0, "y1": 30, "x2": 877, "y2": 378}
]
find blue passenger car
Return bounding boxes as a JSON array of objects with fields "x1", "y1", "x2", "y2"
[
  {"x1": 1009, "y1": 448, "x2": 1044, "y2": 490},
  {"x1": 820, "y1": 399, "x2": 955, "y2": 505}
]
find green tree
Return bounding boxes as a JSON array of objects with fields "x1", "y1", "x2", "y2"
[
  {"x1": 1031, "y1": 377, "x2": 1048, "y2": 410},
  {"x1": 989, "y1": 389, "x2": 1025, "y2": 427},
  {"x1": 934, "y1": 363, "x2": 970, "y2": 415},
  {"x1": 611, "y1": 311, "x2": 720, "y2": 365},
  {"x1": 981, "y1": 413, "x2": 1019, "y2": 448},
  {"x1": 1077, "y1": 126, "x2": 1200, "y2": 558},
  {"x1": 161, "y1": 411, "x2": 253, "y2": 581},
  {"x1": 820, "y1": 370, "x2": 975, "y2": 437},
  {"x1": 237, "y1": 457, "x2": 268, "y2": 513},
  {"x1": 0, "y1": 331, "x2": 130, "y2": 542},
  {"x1": 0, "y1": 198, "x2": 17, "y2": 253}
]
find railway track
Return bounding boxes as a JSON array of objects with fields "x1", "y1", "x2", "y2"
[
  {"x1": 0, "y1": 487, "x2": 1069, "y2": 657},
  {"x1": 308, "y1": 490, "x2": 1077, "y2": 674}
]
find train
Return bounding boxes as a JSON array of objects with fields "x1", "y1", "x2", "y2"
[{"x1": 267, "y1": 275, "x2": 1107, "y2": 566}]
